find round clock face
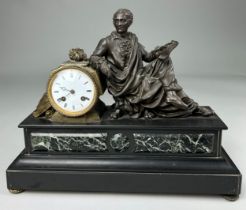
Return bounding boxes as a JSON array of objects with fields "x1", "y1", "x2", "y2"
[{"x1": 47, "y1": 68, "x2": 98, "y2": 117}]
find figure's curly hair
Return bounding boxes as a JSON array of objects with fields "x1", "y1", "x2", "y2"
[{"x1": 113, "y1": 9, "x2": 133, "y2": 25}]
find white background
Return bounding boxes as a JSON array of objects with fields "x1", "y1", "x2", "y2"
[{"x1": 0, "y1": 0, "x2": 245, "y2": 209}]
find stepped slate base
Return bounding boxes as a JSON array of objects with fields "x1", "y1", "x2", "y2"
[
  {"x1": 7, "y1": 148, "x2": 241, "y2": 198},
  {"x1": 6, "y1": 108, "x2": 242, "y2": 199}
]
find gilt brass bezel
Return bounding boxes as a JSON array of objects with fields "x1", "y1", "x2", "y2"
[{"x1": 47, "y1": 65, "x2": 99, "y2": 117}]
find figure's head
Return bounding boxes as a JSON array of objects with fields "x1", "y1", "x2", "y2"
[{"x1": 113, "y1": 9, "x2": 133, "y2": 34}]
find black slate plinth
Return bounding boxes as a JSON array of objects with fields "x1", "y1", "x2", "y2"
[
  {"x1": 6, "y1": 107, "x2": 242, "y2": 199},
  {"x1": 7, "y1": 148, "x2": 241, "y2": 197}
]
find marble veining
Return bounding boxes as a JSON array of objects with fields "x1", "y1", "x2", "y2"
[
  {"x1": 31, "y1": 132, "x2": 214, "y2": 154},
  {"x1": 134, "y1": 133, "x2": 214, "y2": 154},
  {"x1": 31, "y1": 133, "x2": 108, "y2": 152},
  {"x1": 109, "y1": 133, "x2": 130, "y2": 152}
]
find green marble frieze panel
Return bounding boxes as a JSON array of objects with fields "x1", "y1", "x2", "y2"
[
  {"x1": 133, "y1": 133, "x2": 214, "y2": 153},
  {"x1": 30, "y1": 132, "x2": 215, "y2": 154},
  {"x1": 31, "y1": 133, "x2": 108, "y2": 152}
]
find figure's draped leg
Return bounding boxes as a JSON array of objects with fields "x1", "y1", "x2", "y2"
[
  {"x1": 140, "y1": 58, "x2": 199, "y2": 117},
  {"x1": 108, "y1": 56, "x2": 211, "y2": 118},
  {"x1": 156, "y1": 58, "x2": 191, "y2": 110}
]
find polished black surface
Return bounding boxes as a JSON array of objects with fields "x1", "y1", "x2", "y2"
[
  {"x1": 20, "y1": 109, "x2": 224, "y2": 157},
  {"x1": 19, "y1": 107, "x2": 227, "y2": 130},
  {"x1": 7, "y1": 110, "x2": 241, "y2": 198},
  {"x1": 6, "y1": 148, "x2": 241, "y2": 196}
]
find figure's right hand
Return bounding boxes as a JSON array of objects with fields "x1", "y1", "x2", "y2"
[
  {"x1": 101, "y1": 62, "x2": 111, "y2": 78},
  {"x1": 90, "y1": 55, "x2": 111, "y2": 77}
]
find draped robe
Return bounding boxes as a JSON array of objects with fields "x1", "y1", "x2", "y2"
[{"x1": 91, "y1": 31, "x2": 198, "y2": 118}]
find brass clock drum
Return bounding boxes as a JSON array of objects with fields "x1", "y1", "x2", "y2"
[
  {"x1": 47, "y1": 66, "x2": 99, "y2": 117},
  {"x1": 33, "y1": 60, "x2": 105, "y2": 123}
]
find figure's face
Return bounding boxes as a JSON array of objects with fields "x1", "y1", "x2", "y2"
[{"x1": 113, "y1": 13, "x2": 131, "y2": 34}]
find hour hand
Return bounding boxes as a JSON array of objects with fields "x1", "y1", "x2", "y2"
[{"x1": 60, "y1": 87, "x2": 69, "y2": 91}]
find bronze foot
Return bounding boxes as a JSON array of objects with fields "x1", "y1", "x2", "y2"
[
  {"x1": 9, "y1": 189, "x2": 24, "y2": 194},
  {"x1": 223, "y1": 194, "x2": 239, "y2": 201}
]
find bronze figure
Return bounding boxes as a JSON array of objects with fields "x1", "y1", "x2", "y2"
[{"x1": 90, "y1": 9, "x2": 213, "y2": 119}]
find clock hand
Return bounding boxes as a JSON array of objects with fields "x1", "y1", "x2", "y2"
[
  {"x1": 60, "y1": 87, "x2": 70, "y2": 91},
  {"x1": 57, "y1": 93, "x2": 72, "y2": 102},
  {"x1": 57, "y1": 96, "x2": 67, "y2": 102},
  {"x1": 60, "y1": 87, "x2": 76, "y2": 95},
  {"x1": 66, "y1": 93, "x2": 72, "y2": 97}
]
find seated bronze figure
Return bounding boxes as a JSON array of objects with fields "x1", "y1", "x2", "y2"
[{"x1": 90, "y1": 9, "x2": 213, "y2": 119}]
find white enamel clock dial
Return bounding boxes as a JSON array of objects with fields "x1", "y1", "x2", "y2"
[{"x1": 47, "y1": 68, "x2": 98, "y2": 117}]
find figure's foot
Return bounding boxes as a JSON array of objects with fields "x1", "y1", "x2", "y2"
[
  {"x1": 166, "y1": 91, "x2": 188, "y2": 110},
  {"x1": 182, "y1": 97, "x2": 194, "y2": 105},
  {"x1": 195, "y1": 106, "x2": 214, "y2": 116},
  {"x1": 110, "y1": 109, "x2": 121, "y2": 119}
]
